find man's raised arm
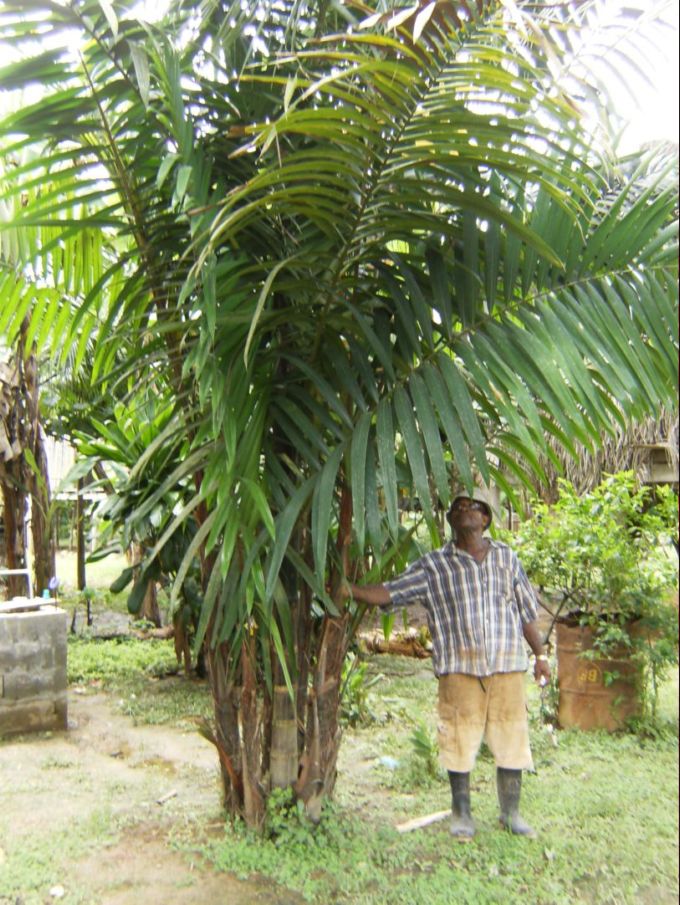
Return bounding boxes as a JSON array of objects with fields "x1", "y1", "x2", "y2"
[{"x1": 340, "y1": 582, "x2": 392, "y2": 607}]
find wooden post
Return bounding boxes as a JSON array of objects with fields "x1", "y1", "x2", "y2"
[{"x1": 76, "y1": 479, "x2": 86, "y2": 591}]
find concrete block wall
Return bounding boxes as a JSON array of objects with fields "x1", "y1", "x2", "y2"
[{"x1": 0, "y1": 605, "x2": 68, "y2": 736}]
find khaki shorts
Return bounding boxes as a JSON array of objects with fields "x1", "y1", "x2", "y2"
[{"x1": 437, "y1": 672, "x2": 533, "y2": 773}]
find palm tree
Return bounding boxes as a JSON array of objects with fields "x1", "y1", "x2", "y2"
[{"x1": 0, "y1": 0, "x2": 676, "y2": 828}]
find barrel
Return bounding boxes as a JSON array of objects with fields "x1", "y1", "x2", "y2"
[{"x1": 556, "y1": 621, "x2": 642, "y2": 731}]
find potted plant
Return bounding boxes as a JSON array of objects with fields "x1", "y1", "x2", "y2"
[{"x1": 504, "y1": 472, "x2": 678, "y2": 731}]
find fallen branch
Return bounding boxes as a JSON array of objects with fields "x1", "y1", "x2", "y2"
[
  {"x1": 156, "y1": 789, "x2": 178, "y2": 805},
  {"x1": 395, "y1": 809, "x2": 451, "y2": 834},
  {"x1": 361, "y1": 632, "x2": 430, "y2": 659},
  {"x1": 131, "y1": 624, "x2": 175, "y2": 641}
]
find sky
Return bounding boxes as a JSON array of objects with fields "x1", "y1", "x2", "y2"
[
  {"x1": 596, "y1": 2, "x2": 679, "y2": 152},
  {"x1": 1, "y1": 0, "x2": 678, "y2": 154}
]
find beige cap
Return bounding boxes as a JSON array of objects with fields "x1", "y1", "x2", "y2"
[{"x1": 449, "y1": 487, "x2": 493, "y2": 524}]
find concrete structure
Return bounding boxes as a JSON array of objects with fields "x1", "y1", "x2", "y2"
[{"x1": 0, "y1": 600, "x2": 68, "y2": 736}]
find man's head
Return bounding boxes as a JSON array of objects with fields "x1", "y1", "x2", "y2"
[{"x1": 447, "y1": 491, "x2": 493, "y2": 533}]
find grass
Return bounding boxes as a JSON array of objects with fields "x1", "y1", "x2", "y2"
[
  {"x1": 2, "y1": 632, "x2": 677, "y2": 904},
  {"x1": 195, "y1": 655, "x2": 678, "y2": 905},
  {"x1": 67, "y1": 635, "x2": 213, "y2": 727}
]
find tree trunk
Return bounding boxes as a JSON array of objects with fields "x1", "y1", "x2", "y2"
[
  {"x1": 270, "y1": 679, "x2": 299, "y2": 789},
  {"x1": 0, "y1": 476, "x2": 29, "y2": 598},
  {"x1": 202, "y1": 483, "x2": 356, "y2": 830},
  {"x1": 27, "y1": 438, "x2": 55, "y2": 597},
  {"x1": 206, "y1": 641, "x2": 244, "y2": 814},
  {"x1": 127, "y1": 541, "x2": 162, "y2": 626},
  {"x1": 1, "y1": 332, "x2": 55, "y2": 600},
  {"x1": 141, "y1": 578, "x2": 161, "y2": 627},
  {"x1": 295, "y1": 614, "x2": 349, "y2": 820},
  {"x1": 205, "y1": 605, "x2": 353, "y2": 829},
  {"x1": 21, "y1": 320, "x2": 56, "y2": 595}
]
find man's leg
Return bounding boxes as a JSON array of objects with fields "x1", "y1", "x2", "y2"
[
  {"x1": 438, "y1": 675, "x2": 487, "y2": 841},
  {"x1": 496, "y1": 767, "x2": 536, "y2": 837},
  {"x1": 448, "y1": 770, "x2": 475, "y2": 840},
  {"x1": 483, "y1": 673, "x2": 537, "y2": 838}
]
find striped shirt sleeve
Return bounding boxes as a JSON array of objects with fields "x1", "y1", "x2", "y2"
[
  {"x1": 511, "y1": 551, "x2": 539, "y2": 624},
  {"x1": 384, "y1": 558, "x2": 430, "y2": 608}
]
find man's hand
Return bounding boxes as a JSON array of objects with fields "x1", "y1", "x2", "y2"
[
  {"x1": 334, "y1": 579, "x2": 352, "y2": 605},
  {"x1": 523, "y1": 620, "x2": 551, "y2": 685},
  {"x1": 341, "y1": 582, "x2": 392, "y2": 607},
  {"x1": 534, "y1": 657, "x2": 551, "y2": 687}
]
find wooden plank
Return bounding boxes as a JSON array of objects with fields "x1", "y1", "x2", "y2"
[{"x1": 395, "y1": 809, "x2": 451, "y2": 834}]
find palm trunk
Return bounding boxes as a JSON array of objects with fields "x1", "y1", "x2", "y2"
[
  {"x1": 141, "y1": 579, "x2": 161, "y2": 627},
  {"x1": 295, "y1": 614, "x2": 349, "y2": 820},
  {"x1": 206, "y1": 641, "x2": 244, "y2": 814},
  {"x1": 239, "y1": 634, "x2": 266, "y2": 827},
  {"x1": 27, "y1": 434, "x2": 55, "y2": 596},
  {"x1": 202, "y1": 483, "x2": 356, "y2": 829},
  {"x1": 1, "y1": 328, "x2": 54, "y2": 600},
  {"x1": 206, "y1": 607, "x2": 354, "y2": 829},
  {"x1": 270, "y1": 680, "x2": 299, "y2": 789}
]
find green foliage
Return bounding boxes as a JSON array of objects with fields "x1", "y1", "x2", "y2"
[
  {"x1": 67, "y1": 636, "x2": 178, "y2": 685},
  {"x1": 409, "y1": 721, "x2": 442, "y2": 781},
  {"x1": 1, "y1": 0, "x2": 678, "y2": 825},
  {"x1": 503, "y1": 472, "x2": 679, "y2": 719},
  {"x1": 1, "y1": 0, "x2": 677, "y2": 644},
  {"x1": 380, "y1": 610, "x2": 396, "y2": 643},
  {"x1": 340, "y1": 652, "x2": 382, "y2": 727},
  {"x1": 507, "y1": 473, "x2": 678, "y2": 620},
  {"x1": 263, "y1": 786, "x2": 341, "y2": 846}
]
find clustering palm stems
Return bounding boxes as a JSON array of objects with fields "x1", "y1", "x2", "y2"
[{"x1": 0, "y1": 0, "x2": 677, "y2": 827}]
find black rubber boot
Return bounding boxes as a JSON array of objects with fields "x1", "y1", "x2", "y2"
[
  {"x1": 448, "y1": 771, "x2": 475, "y2": 841},
  {"x1": 496, "y1": 768, "x2": 536, "y2": 838}
]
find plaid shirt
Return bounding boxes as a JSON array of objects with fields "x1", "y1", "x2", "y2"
[{"x1": 384, "y1": 540, "x2": 538, "y2": 678}]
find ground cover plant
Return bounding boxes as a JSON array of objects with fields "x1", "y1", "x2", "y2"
[{"x1": 1, "y1": 630, "x2": 676, "y2": 904}]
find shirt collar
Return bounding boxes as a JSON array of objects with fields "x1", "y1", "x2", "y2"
[{"x1": 448, "y1": 538, "x2": 497, "y2": 556}]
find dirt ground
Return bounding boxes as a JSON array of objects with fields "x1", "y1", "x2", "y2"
[{"x1": 0, "y1": 691, "x2": 305, "y2": 905}]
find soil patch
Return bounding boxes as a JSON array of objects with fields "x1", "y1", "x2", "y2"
[
  {"x1": 72, "y1": 832, "x2": 301, "y2": 905},
  {"x1": 0, "y1": 691, "x2": 304, "y2": 905}
]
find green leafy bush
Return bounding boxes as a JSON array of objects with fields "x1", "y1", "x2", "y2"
[
  {"x1": 503, "y1": 473, "x2": 679, "y2": 719},
  {"x1": 340, "y1": 652, "x2": 382, "y2": 726},
  {"x1": 508, "y1": 474, "x2": 677, "y2": 620}
]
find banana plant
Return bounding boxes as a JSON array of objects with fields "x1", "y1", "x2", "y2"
[{"x1": 68, "y1": 389, "x2": 206, "y2": 661}]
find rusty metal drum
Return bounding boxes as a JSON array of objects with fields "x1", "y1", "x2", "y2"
[{"x1": 556, "y1": 621, "x2": 642, "y2": 731}]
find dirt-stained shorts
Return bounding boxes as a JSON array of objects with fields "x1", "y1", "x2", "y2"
[{"x1": 437, "y1": 672, "x2": 533, "y2": 773}]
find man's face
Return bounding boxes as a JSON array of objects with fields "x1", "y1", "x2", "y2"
[{"x1": 448, "y1": 498, "x2": 490, "y2": 532}]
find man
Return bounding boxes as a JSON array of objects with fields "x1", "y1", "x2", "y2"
[{"x1": 341, "y1": 490, "x2": 550, "y2": 841}]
